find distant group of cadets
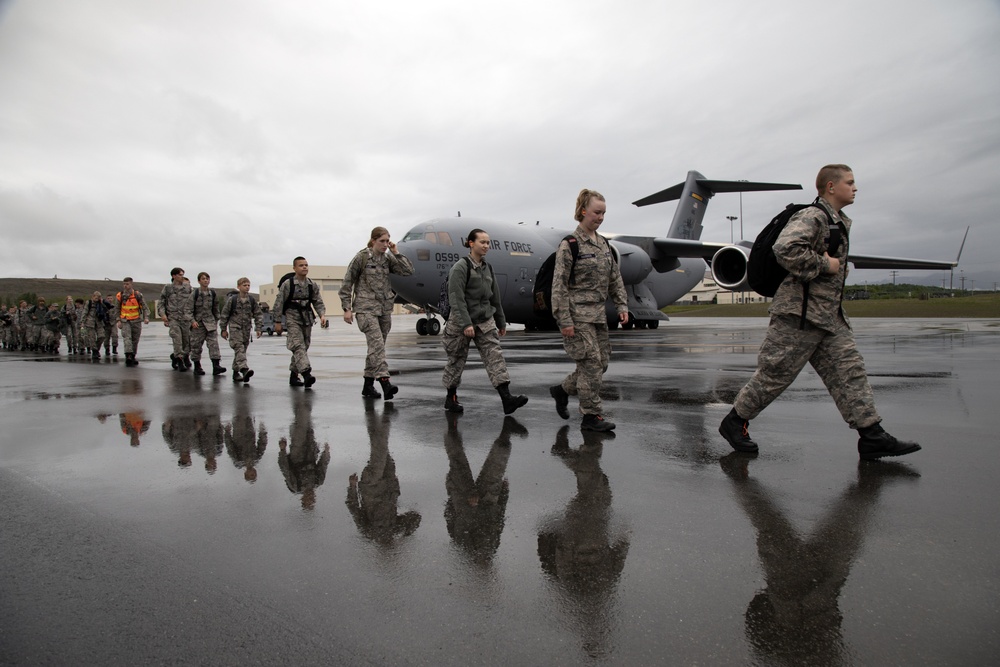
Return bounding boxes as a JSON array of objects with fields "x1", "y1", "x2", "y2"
[{"x1": 1, "y1": 168, "x2": 923, "y2": 461}]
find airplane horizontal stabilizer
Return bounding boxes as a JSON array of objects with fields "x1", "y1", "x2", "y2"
[{"x1": 633, "y1": 179, "x2": 802, "y2": 207}]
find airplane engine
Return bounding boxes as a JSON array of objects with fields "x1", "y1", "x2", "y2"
[
  {"x1": 711, "y1": 245, "x2": 750, "y2": 290},
  {"x1": 609, "y1": 241, "x2": 653, "y2": 285}
]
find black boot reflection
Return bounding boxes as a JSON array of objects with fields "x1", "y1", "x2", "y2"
[
  {"x1": 224, "y1": 388, "x2": 267, "y2": 483},
  {"x1": 444, "y1": 415, "x2": 526, "y2": 565},
  {"x1": 278, "y1": 391, "x2": 329, "y2": 510},
  {"x1": 719, "y1": 453, "x2": 920, "y2": 664},
  {"x1": 345, "y1": 403, "x2": 421, "y2": 546},
  {"x1": 538, "y1": 426, "x2": 629, "y2": 659}
]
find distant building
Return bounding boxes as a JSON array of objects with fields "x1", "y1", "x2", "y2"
[{"x1": 678, "y1": 270, "x2": 770, "y2": 305}]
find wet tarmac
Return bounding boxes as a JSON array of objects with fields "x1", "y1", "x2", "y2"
[{"x1": 2, "y1": 316, "x2": 998, "y2": 666}]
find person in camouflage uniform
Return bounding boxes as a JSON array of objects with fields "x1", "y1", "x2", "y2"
[
  {"x1": 719, "y1": 164, "x2": 921, "y2": 461},
  {"x1": 339, "y1": 226, "x2": 414, "y2": 400},
  {"x1": 220, "y1": 277, "x2": 264, "y2": 383},
  {"x1": 59, "y1": 296, "x2": 80, "y2": 354},
  {"x1": 114, "y1": 277, "x2": 149, "y2": 366},
  {"x1": 188, "y1": 272, "x2": 226, "y2": 376},
  {"x1": 16, "y1": 301, "x2": 30, "y2": 350},
  {"x1": 26, "y1": 297, "x2": 47, "y2": 351},
  {"x1": 100, "y1": 295, "x2": 119, "y2": 357},
  {"x1": 550, "y1": 189, "x2": 629, "y2": 432},
  {"x1": 79, "y1": 291, "x2": 111, "y2": 359},
  {"x1": 159, "y1": 267, "x2": 193, "y2": 371},
  {"x1": 274, "y1": 256, "x2": 326, "y2": 387},
  {"x1": 440, "y1": 229, "x2": 527, "y2": 415}
]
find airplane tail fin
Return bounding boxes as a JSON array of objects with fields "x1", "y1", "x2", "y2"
[{"x1": 633, "y1": 171, "x2": 802, "y2": 240}]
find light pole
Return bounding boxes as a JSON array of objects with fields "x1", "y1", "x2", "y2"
[{"x1": 726, "y1": 215, "x2": 737, "y2": 244}]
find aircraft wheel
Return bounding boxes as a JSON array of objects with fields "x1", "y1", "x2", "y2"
[
  {"x1": 416, "y1": 318, "x2": 428, "y2": 336},
  {"x1": 608, "y1": 318, "x2": 619, "y2": 330},
  {"x1": 428, "y1": 318, "x2": 441, "y2": 335},
  {"x1": 648, "y1": 319, "x2": 659, "y2": 330}
]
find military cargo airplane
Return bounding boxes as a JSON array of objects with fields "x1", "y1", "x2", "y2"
[{"x1": 390, "y1": 170, "x2": 965, "y2": 335}]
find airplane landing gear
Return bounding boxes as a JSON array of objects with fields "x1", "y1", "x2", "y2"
[{"x1": 416, "y1": 316, "x2": 442, "y2": 336}]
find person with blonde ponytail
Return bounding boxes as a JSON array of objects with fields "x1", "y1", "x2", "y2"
[
  {"x1": 549, "y1": 189, "x2": 629, "y2": 432},
  {"x1": 339, "y1": 226, "x2": 414, "y2": 399}
]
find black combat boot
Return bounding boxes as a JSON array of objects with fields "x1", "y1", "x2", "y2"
[
  {"x1": 581, "y1": 413, "x2": 615, "y2": 432},
  {"x1": 857, "y1": 423, "x2": 921, "y2": 460},
  {"x1": 444, "y1": 387, "x2": 463, "y2": 413},
  {"x1": 233, "y1": 368, "x2": 243, "y2": 383},
  {"x1": 112, "y1": 344, "x2": 118, "y2": 356},
  {"x1": 289, "y1": 372, "x2": 304, "y2": 387},
  {"x1": 170, "y1": 354, "x2": 180, "y2": 370},
  {"x1": 362, "y1": 377, "x2": 381, "y2": 398},
  {"x1": 91, "y1": 348, "x2": 99, "y2": 360},
  {"x1": 211, "y1": 359, "x2": 227, "y2": 376},
  {"x1": 241, "y1": 368, "x2": 254, "y2": 383},
  {"x1": 549, "y1": 384, "x2": 570, "y2": 419},
  {"x1": 124, "y1": 353, "x2": 137, "y2": 367},
  {"x1": 302, "y1": 368, "x2": 316, "y2": 388},
  {"x1": 378, "y1": 377, "x2": 398, "y2": 400},
  {"x1": 497, "y1": 382, "x2": 528, "y2": 415},
  {"x1": 104, "y1": 345, "x2": 111, "y2": 357},
  {"x1": 182, "y1": 354, "x2": 191, "y2": 369},
  {"x1": 193, "y1": 360, "x2": 205, "y2": 376},
  {"x1": 719, "y1": 408, "x2": 758, "y2": 453}
]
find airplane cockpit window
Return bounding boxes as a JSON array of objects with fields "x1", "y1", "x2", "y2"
[
  {"x1": 437, "y1": 232, "x2": 454, "y2": 246},
  {"x1": 402, "y1": 230, "x2": 426, "y2": 243},
  {"x1": 424, "y1": 232, "x2": 438, "y2": 244}
]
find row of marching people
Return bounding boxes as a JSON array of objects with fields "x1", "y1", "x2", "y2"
[{"x1": 1, "y1": 294, "x2": 121, "y2": 357}]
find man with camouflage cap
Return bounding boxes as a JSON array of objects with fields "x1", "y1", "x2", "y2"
[{"x1": 719, "y1": 164, "x2": 921, "y2": 461}]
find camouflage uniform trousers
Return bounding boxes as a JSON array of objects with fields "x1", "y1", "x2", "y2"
[
  {"x1": 101, "y1": 320, "x2": 119, "y2": 352},
  {"x1": 441, "y1": 317, "x2": 510, "y2": 389},
  {"x1": 734, "y1": 314, "x2": 880, "y2": 430},
  {"x1": 167, "y1": 319, "x2": 192, "y2": 357},
  {"x1": 190, "y1": 323, "x2": 222, "y2": 362},
  {"x1": 28, "y1": 323, "x2": 43, "y2": 348},
  {"x1": 61, "y1": 322, "x2": 79, "y2": 351},
  {"x1": 356, "y1": 312, "x2": 392, "y2": 378},
  {"x1": 120, "y1": 319, "x2": 143, "y2": 355},
  {"x1": 559, "y1": 321, "x2": 611, "y2": 415},
  {"x1": 39, "y1": 328, "x2": 60, "y2": 350},
  {"x1": 284, "y1": 312, "x2": 313, "y2": 374},
  {"x1": 227, "y1": 324, "x2": 254, "y2": 371},
  {"x1": 81, "y1": 322, "x2": 105, "y2": 351}
]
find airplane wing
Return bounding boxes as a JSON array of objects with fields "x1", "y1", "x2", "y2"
[
  {"x1": 648, "y1": 238, "x2": 748, "y2": 260},
  {"x1": 846, "y1": 254, "x2": 957, "y2": 270}
]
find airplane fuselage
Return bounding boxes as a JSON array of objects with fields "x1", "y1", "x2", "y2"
[{"x1": 391, "y1": 217, "x2": 706, "y2": 330}]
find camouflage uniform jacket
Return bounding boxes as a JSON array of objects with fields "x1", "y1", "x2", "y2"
[
  {"x1": 43, "y1": 309, "x2": 63, "y2": 332},
  {"x1": 339, "y1": 248, "x2": 414, "y2": 316},
  {"x1": 770, "y1": 197, "x2": 851, "y2": 331},
  {"x1": 189, "y1": 288, "x2": 220, "y2": 329},
  {"x1": 551, "y1": 226, "x2": 628, "y2": 329},
  {"x1": 159, "y1": 283, "x2": 193, "y2": 321},
  {"x1": 80, "y1": 299, "x2": 111, "y2": 327},
  {"x1": 274, "y1": 277, "x2": 325, "y2": 325},
  {"x1": 220, "y1": 294, "x2": 264, "y2": 332},
  {"x1": 447, "y1": 256, "x2": 505, "y2": 330}
]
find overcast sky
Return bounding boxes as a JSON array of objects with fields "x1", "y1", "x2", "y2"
[{"x1": 1, "y1": 0, "x2": 998, "y2": 291}]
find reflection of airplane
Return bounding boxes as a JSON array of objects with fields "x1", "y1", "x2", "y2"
[{"x1": 391, "y1": 170, "x2": 965, "y2": 335}]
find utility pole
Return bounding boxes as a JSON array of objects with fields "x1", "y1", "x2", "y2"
[
  {"x1": 890, "y1": 270, "x2": 899, "y2": 286},
  {"x1": 726, "y1": 216, "x2": 737, "y2": 244}
]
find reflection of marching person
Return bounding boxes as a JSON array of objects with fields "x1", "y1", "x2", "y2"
[
  {"x1": 550, "y1": 189, "x2": 629, "y2": 432},
  {"x1": 441, "y1": 228, "x2": 527, "y2": 415},
  {"x1": 278, "y1": 391, "x2": 330, "y2": 510},
  {"x1": 346, "y1": 402, "x2": 421, "y2": 545},
  {"x1": 720, "y1": 452, "x2": 918, "y2": 664},
  {"x1": 444, "y1": 414, "x2": 525, "y2": 563},
  {"x1": 340, "y1": 227, "x2": 414, "y2": 400},
  {"x1": 114, "y1": 277, "x2": 149, "y2": 367},
  {"x1": 224, "y1": 388, "x2": 267, "y2": 482}
]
